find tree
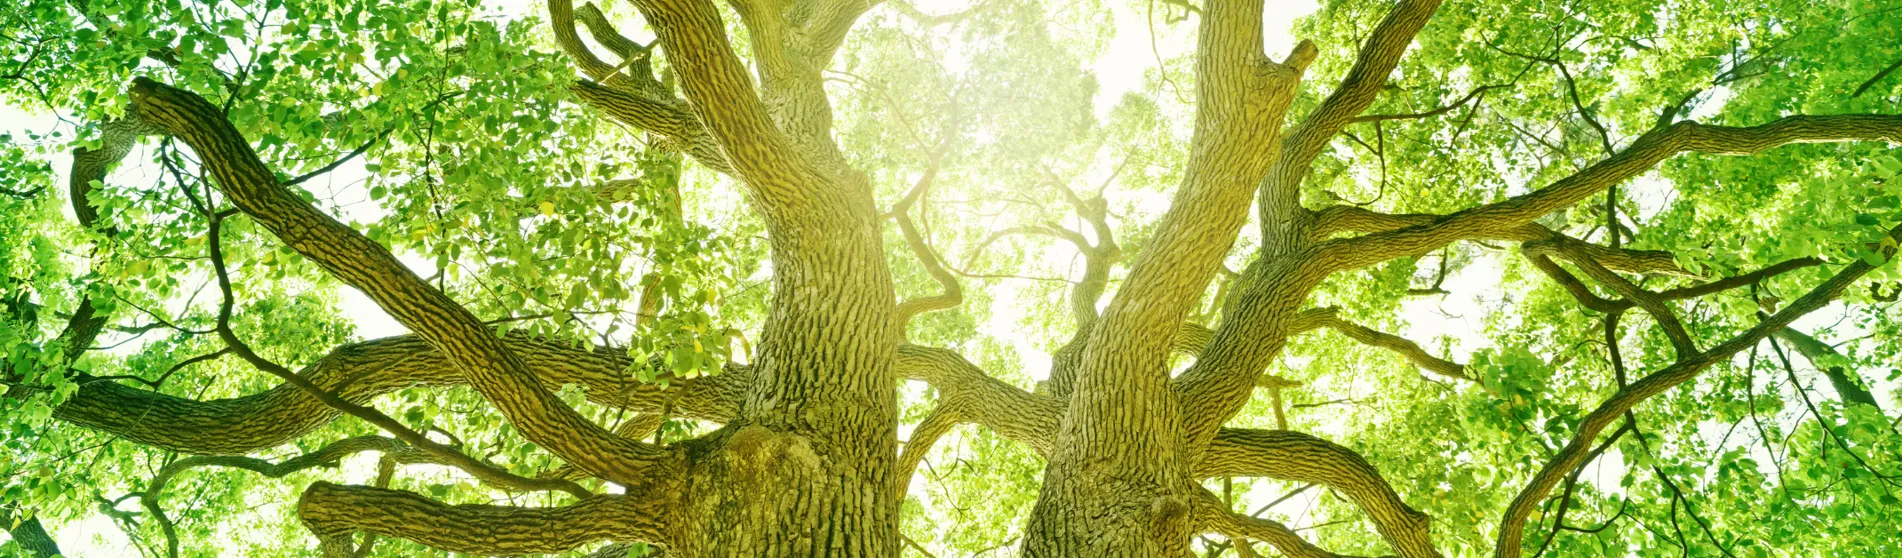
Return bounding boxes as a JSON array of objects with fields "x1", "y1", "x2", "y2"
[{"x1": 3, "y1": 0, "x2": 1900, "y2": 555}]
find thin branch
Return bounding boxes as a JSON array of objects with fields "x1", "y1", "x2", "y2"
[
  {"x1": 1853, "y1": 58, "x2": 1902, "y2": 98},
  {"x1": 1300, "y1": 308, "x2": 1469, "y2": 381},
  {"x1": 1353, "y1": 84, "x2": 1509, "y2": 123},
  {"x1": 1193, "y1": 488, "x2": 1362, "y2": 558}
]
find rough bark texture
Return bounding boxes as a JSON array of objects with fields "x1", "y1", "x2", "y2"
[
  {"x1": 598, "y1": 0, "x2": 900, "y2": 553},
  {"x1": 1, "y1": 509, "x2": 63, "y2": 558},
  {"x1": 1020, "y1": 0, "x2": 1316, "y2": 551}
]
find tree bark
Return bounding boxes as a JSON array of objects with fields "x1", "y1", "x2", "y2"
[{"x1": 1, "y1": 508, "x2": 63, "y2": 558}]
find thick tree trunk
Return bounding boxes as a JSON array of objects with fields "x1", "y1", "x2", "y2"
[
  {"x1": 1, "y1": 511, "x2": 63, "y2": 558},
  {"x1": 671, "y1": 178, "x2": 899, "y2": 555}
]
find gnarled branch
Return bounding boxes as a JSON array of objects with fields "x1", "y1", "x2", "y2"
[
  {"x1": 298, "y1": 482, "x2": 671, "y2": 556},
  {"x1": 127, "y1": 78, "x2": 672, "y2": 486},
  {"x1": 48, "y1": 334, "x2": 744, "y2": 456}
]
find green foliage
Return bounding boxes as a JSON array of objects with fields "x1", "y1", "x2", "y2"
[{"x1": 2, "y1": 0, "x2": 1899, "y2": 555}]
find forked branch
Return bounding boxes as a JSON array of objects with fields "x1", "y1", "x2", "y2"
[
  {"x1": 127, "y1": 78, "x2": 672, "y2": 487},
  {"x1": 1495, "y1": 225, "x2": 1901, "y2": 558}
]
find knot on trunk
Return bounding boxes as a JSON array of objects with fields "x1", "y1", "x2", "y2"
[
  {"x1": 726, "y1": 424, "x2": 823, "y2": 482},
  {"x1": 1149, "y1": 494, "x2": 1190, "y2": 534}
]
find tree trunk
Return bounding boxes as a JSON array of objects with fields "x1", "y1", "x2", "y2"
[
  {"x1": 672, "y1": 180, "x2": 900, "y2": 556},
  {"x1": 1, "y1": 508, "x2": 63, "y2": 558}
]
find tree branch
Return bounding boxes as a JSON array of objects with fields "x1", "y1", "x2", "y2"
[
  {"x1": 1322, "y1": 115, "x2": 1902, "y2": 271},
  {"x1": 625, "y1": 0, "x2": 831, "y2": 217},
  {"x1": 126, "y1": 78, "x2": 673, "y2": 486},
  {"x1": 298, "y1": 482, "x2": 672, "y2": 556},
  {"x1": 1853, "y1": 58, "x2": 1902, "y2": 98},
  {"x1": 1353, "y1": 84, "x2": 1507, "y2": 124},
  {"x1": 1526, "y1": 239, "x2": 1697, "y2": 356},
  {"x1": 1192, "y1": 487, "x2": 1361, "y2": 558},
  {"x1": 894, "y1": 402, "x2": 961, "y2": 500},
  {"x1": 1300, "y1": 308, "x2": 1469, "y2": 381},
  {"x1": 895, "y1": 345, "x2": 1059, "y2": 454},
  {"x1": 46, "y1": 334, "x2": 744, "y2": 456},
  {"x1": 892, "y1": 156, "x2": 963, "y2": 326},
  {"x1": 550, "y1": 0, "x2": 624, "y2": 85},
  {"x1": 570, "y1": 81, "x2": 734, "y2": 175},
  {"x1": 135, "y1": 436, "x2": 440, "y2": 558},
  {"x1": 0, "y1": 507, "x2": 62, "y2": 558},
  {"x1": 1310, "y1": 205, "x2": 1692, "y2": 275},
  {"x1": 1198, "y1": 429, "x2": 1439, "y2": 558},
  {"x1": 1259, "y1": 0, "x2": 1442, "y2": 246},
  {"x1": 1494, "y1": 225, "x2": 1901, "y2": 558},
  {"x1": 1772, "y1": 327, "x2": 1880, "y2": 409},
  {"x1": 1045, "y1": 0, "x2": 1318, "y2": 494}
]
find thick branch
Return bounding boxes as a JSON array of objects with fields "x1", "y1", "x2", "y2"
[
  {"x1": 894, "y1": 403, "x2": 961, "y2": 500},
  {"x1": 550, "y1": 0, "x2": 628, "y2": 83},
  {"x1": 626, "y1": 0, "x2": 830, "y2": 218},
  {"x1": 1259, "y1": 0, "x2": 1441, "y2": 247},
  {"x1": 47, "y1": 334, "x2": 743, "y2": 456},
  {"x1": 1199, "y1": 429, "x2": 1439, "y2": 558},
  {"x1": 895, "y1": 345, "x2": 1059, "y2": 454},
  {"x1": 1494, "y1": 226, "x2": 1900, "y2": 558},
  {"x1": 48, "y1": 116, "x2": 163, "y2": 362},
  {"x1": 1051, "y1": 0, "x2": 1316, "y2": 479},
  {"x1": 1322, "y1": 115, "x2": 1902, "y2": 270},
  {"x1": 1276, "y1": 0, "x2": 1443, "y2": 175},
  {"x1": 0, "y1": 508, "x2": 62, "y2": 558},
  {"x1": 574, "y1": 4, "x2": 650, "y2": 64},
  {"x1": 892, "y1": 160, "x2": 963, "y2": 326},
  {"x1": 127, "y1": 78, "x2": 669, "y2": 485},
  {"x1": 298, "y1": 482, "x2": 670, "y2": 556},
  {"x1": 892, "y1": 341, "x2": 1443, "y2": 556},
  {"x1": 1309, "y1": 205, "x2": 1689, "y2": 276},
  {"x1": 570, "y1": 81, "x2": 734, "y2": 175}
]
